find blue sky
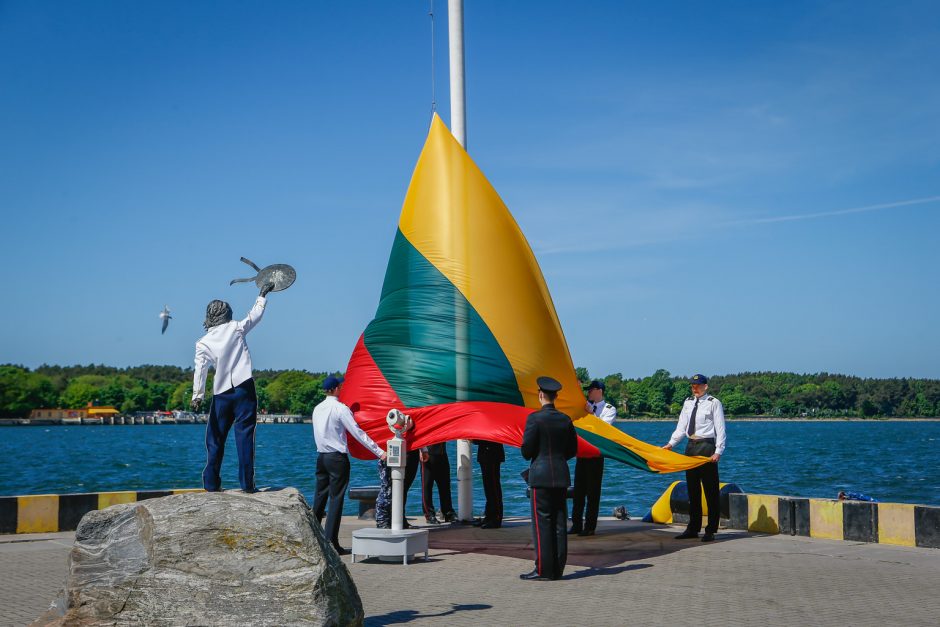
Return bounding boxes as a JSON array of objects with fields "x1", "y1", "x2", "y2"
[{"x1": 1, "y1": 1, "x2": 938, "y2": 379}]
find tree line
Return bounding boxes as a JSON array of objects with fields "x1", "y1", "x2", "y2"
[
  {"x1": 576, "y1": 368, "x2": 940, "y2": 418},
  {"x1": 2, "y1": 364, "x2": 939, "y2": 418},
  {"x1": 0, "y1": 364, "x2": 336, "y2": 417}
]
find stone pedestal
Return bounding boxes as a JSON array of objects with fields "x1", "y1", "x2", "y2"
[{"x1": 351, "y1": 528, "x2": 429, "y2": 565}]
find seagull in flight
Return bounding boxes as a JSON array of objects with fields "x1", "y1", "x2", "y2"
[{"x1": 159, "y1": 305, "x2": 172, "y2": 335}]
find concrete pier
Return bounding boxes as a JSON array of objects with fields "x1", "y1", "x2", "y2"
[{"x1": 3, "y1": 516, "x2": 938, "y2": 626}]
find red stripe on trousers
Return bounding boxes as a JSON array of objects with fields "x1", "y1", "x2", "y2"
[{"x1": 532, "y1": 488, "x2": 542, "y2": 576}]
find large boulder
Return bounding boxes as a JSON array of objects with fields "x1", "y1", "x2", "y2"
[{"x1": 43, "y1": 488, "x2": 363, "y2": 626}]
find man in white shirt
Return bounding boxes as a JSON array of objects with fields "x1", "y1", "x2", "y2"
[
  {"x1": 312, "y1": 375, "x2": 386, "y2": 554},
  {"x1": 663, "y1": 373, "x2": 727, "y2": 542},
  {"x1": 570, "y1": 380, "x2": 618, "y2": 536},
  {"x1": 192, "y1": 284, "x2": 273, "y2": 493}
]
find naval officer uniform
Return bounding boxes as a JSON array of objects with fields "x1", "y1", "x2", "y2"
[
  {"x1": 666, "y1": 374, "x2": 726, "y2": 542},
  {"x1": 570, "y1": 380, "x2": 617, "y2": 536},
  {"x1": 520, "y1": 376, "x2": 579, "y2": 581}
]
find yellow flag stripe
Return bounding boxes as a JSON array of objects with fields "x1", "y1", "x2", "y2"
[{"x1": 398, "y1": 114, "x2": 584, "y2": 418}]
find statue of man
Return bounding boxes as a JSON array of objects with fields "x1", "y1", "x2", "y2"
[{"x1": 192, "y1": 282, "x2": 274, "y2": 493}]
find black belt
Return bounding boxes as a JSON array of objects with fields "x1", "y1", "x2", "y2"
[{"x1": 690, "y1": 437, "x2": 715, "y2": 443}]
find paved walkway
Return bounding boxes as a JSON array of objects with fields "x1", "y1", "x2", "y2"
[
  {"x1": 3, "y1": 518, "x2": 939, "y2": 626},
  {"x1": 0, "y1": 533, "x2": 73, "y2": 627}
]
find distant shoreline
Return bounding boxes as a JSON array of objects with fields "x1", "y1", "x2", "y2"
[
  {"x1": 3, "y1": 417, "x2": 939, "y2": 427},
  {"x1": 616, "y1": 417, "x2": 940, "y2": 422}
]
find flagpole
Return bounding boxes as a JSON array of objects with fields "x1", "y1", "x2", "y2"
[
  {"x1": 448, "y1": 0, "x2": 473, "y2": 523},
  {"x1": 448, "y1": 0, "x2": 466, "y2": 146}
]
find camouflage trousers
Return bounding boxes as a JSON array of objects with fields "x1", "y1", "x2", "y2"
[{"x1": 375, "y1": 451, "x2": 419, "y2": 528}]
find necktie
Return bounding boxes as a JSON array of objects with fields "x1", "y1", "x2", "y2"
[{"x1": 687, "y1": 398, "x2": 699, "y2": 436}]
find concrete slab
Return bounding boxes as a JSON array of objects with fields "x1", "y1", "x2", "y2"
[{"x1": 3, "y1": 518, "x2": 939, "y2": 627}]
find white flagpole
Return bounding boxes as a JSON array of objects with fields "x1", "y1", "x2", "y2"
[
  {"x1": 448, "y1": 0, "x2": 473, "y2": 522},
  {"x1": 448, "y1": 0, "x2": 467, "y2": 146}
]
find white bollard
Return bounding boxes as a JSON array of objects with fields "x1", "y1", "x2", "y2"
[
  {"x1": 385, "y1": 409, "x2": 410, "y2": 532},
  {"x1": 391, "y1": 463, "x2": 404, "y2": 532}
]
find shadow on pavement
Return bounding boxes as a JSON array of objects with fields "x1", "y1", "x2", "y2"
[
  {"x1": 424, "y1": 518, "x2": 745, "y2": 569},
  {"x1": 561, "y1": 562, "x2": 653, "y2": 579},
  {"x1": 364, "y1": 603, "x2": 491, "y2": 626}
]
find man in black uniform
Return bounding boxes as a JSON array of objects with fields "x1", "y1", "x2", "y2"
[
  {"x1": 474, "y1": 440, "x2": 504, "y2": 528},
  {"x1": 420, "y1": 443, "x2": 457, "y2": 524},
  {"x1": 520, "y1": 376, "x2": 579, "y2": 581}
]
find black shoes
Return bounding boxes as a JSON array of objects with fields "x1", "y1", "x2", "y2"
[
  {"x1": 675, "y1": 530, "x2": 699, "y2": 539},
  {"x1": 519, "y1": 569, "x2": 552, "y2": 581},
  {"x1": 443, "y1": 510, "x2": 458, "y2": 523},
  {"x1": 577, "y1": 529, "x2": 595, "y2": 537},
  {"x1": 376, "y1": 521, "x2": 413, "y2": 530},
  {"x1": 567, "y1": 526, "x2": 583, "y2": 535},
  {"x1": 701, "y1": 532, "x2": 716, "y2": 542},
  {"x1": 333, "y1": 546, "x2": 351, "y2": 555},
  {"x1": 470, "y1": 515, "x2": 501, "y2": 527},
  {"x1": 425, "y1": 515, "x2": 442, "y2": 525}
]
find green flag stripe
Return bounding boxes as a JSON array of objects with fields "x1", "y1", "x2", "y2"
[
  {"x1": 575, "y1": 428, "x2": 656, "y2": 472},
  {"x1": 364, "y1": 229, "x2": 524, "y2": 409}
]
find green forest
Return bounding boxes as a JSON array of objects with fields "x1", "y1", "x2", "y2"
[
  {"x1": 0, "y1": 364, "x2": 336, "y2": 417},
  {"x1": 1, "y1": 364, "x2": 939, "y2": 419},
  {"x1": 575, "y1": 368, "x2": 940, "y2": 418}
]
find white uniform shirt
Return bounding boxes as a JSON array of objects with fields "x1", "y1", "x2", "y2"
[
  {"x1": 192, "y1": 296, "x2": 266, "y2": 401},
  {"x1": 590, "y1": 399, "x2": 618, "y2": 424},
  {"x1": 312, "y1": 395, "x2": 384, "y2": 458},
  {"x1": 668, "y1": 394, "x2": 726, "y2": 455}
]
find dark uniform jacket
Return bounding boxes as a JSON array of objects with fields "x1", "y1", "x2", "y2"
[
  {"x1": 425, "y1": 443, "x2": 447, "y2": 457},
  {"x1": 521, "y1": 404, "x2": 578, "y2": 488},
  {"x1": 474, "y1": 440, "x2": 505, "y2": 465}
]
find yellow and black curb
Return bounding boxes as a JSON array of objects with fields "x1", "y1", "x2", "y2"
[
  {"x1": 0, "y1": 489, "x2": 203, "y2": 534},
  {"x1": 728, "y1": 492, "x2": 940, "y2": 548}
]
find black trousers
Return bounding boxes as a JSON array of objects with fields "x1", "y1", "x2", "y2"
[
  {"x1": 530, "y1": 487, "x2": 568, "y2": 579},
  {"x1": 480, "y1": 460, "x2": 503, "y2": 525},
  {"x1": 685, "y1": 458, "x2": 720, "y2": 534},
  {"x1": 313, "y1": 452, "x2": 350, "y2": 549},
  {"x1": 420, "y1": 452, "x2": 454, "y2": 518},
  {"x1": 571, "y1": 456, "x2": 604, "y2": 532}
]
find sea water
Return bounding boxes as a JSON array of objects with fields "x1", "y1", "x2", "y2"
[{"x1": 1, "y1": 421, "x2": 938, "y2": 517}]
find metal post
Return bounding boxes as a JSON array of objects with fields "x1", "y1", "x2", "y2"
[
  {"x1": 448, "y1": 0, "x2": 473, "y2": 522},
  {"x1": 391, "y1": 463, "x2": 404, "y2": 532},
  {"x1": 448, "y1": 0, "x2": 466, "y2": 147}
]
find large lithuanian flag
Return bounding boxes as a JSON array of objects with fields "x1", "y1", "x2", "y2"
[{"x1": 341, "y1": 115, "x2": 707, "y2": 473}]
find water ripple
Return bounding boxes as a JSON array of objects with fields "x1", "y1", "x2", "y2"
[{"x1": 1, "y1": 421, "x2": 937, "y2": 516}]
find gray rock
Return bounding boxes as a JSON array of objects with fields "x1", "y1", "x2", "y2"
[{"x1": 42, "y1": 488, "x2": 363, "y2": 626}]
